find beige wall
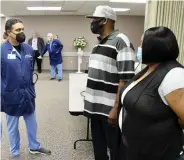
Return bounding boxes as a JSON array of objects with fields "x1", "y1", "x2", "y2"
[{"x1": 1, "y1": 15, "x2": 144, "y2": 70}]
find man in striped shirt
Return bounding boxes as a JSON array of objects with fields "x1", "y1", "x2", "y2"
[{"x1": 85, "y1": 6, "x2": 135, "y2": 160}]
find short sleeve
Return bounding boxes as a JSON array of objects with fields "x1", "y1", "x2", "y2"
[
  {"x1": 115, "y1": 33, "x2": 136, "y2": 82},
  {"x1": 158, "y1": 67, "x2": 184, "y2": 105},
  {"x1": 116, "y1": 46, "x2": 135, "y2": 81}
]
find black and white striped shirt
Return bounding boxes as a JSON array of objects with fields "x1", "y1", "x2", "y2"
[{"x1": 84, "y1": 30, "x2": 135, "y2": 119}]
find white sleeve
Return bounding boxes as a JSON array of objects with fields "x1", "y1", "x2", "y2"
[{"x1": 158, "y1": 67, "x2": 184, "y2": 105}]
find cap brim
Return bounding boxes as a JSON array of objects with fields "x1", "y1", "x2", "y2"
[
  {"x1": 85, "y1": 15, "x2": 104, "y2": 19},
  {"x1": 85, "y1": 15, "x2": 93, "y2": 18}
]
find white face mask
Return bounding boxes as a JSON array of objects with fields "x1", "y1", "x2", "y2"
[{"x1": 137, "y1": 47, "x2": 142, "y2": 62}]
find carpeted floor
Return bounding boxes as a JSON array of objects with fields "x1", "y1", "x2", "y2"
[{"x1": 0, "y1": 72, "x2": 94, "y2": 160}]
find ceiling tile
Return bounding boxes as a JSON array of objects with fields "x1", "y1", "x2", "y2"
[
  {"x1": 62, "y1": 1, "x2": 86, "y2": 11},
  {"x1": 77, "y1": 1, "x2": 110, "y2": 14},
  {"x1": 23, "y1": 1, "x2": 44, "y2": 7},
  {"x1": 1, "y1": 0, "x2": 145, "y2": 16}
]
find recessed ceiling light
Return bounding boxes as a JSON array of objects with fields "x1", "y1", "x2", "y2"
[
  {"x1": 0, "y1": 14, "x2": 5, "y2": 17},
  {"x1": 27, "y1": 7, "x2": 62, "y2": 11},
  {"x1": 110, "y1": 0, "x2": 146, "y2": 3},
  {"x1": 112, "y1": 8, "x2": 130, "y2": 12}
]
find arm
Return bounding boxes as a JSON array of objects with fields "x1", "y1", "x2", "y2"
[
  {"x1": 29, "y1": 47, "x2": 35, "y2": 72},
  {"x1": 56, "y1": 40, "x2": 63, "y2": 53},
  {"x1": 108, "y1": 81, "x2": 125, "y2": 126},
  {"x1": 1, "y1": 51, "x2": 6, "y2": 109},
  {"x1": 108, "y1": 42, "x2": 135, "y2": 126},
  {"x1": 41, "y1": 44, "x2": 48, "y2": 57},
  {"x1": 0, "y1": 50, "x2": 5, "y2": 95},
  {"x1": 159, "y1": 68, "x2": 184, "y2": 129},
  {"x1": 114, "y1": 81, "x2": 126, "y2": 109},
  {"x1": 165, "y1": 88, "x2": 184, "y2": 129}
]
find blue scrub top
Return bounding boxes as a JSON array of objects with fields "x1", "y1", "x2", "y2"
[
  {"x1": 1, "y1": 41, "x2": 36, "y2": 116},
  {"x1": 41, "y1": 39, "x2": 63, "y2": 65}
]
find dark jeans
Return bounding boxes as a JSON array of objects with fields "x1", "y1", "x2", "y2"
[
  {"x1": 33, "y1": 50, "x2": 42, "y2": 73},
  {"x1": 91, "y1": 118, "x2": 116, "y2": 160}
]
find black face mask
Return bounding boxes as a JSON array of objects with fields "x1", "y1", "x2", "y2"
[
  {"x1": 91, "y1": 18, "x2": 105, "y2": 34},
  {"x1": 12, "y1": 32, "x2": 26, "y2": 43}
]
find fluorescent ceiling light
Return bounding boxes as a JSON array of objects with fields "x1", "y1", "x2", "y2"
[
  {"x1": 112, "y1": 8, "x2": 130, "y2": 12},
  {"x1": 110, "y1": 0, "x2": 146, "y2": 3},
  {"x1": 27, "y1": 7, "x2": 62, "y2": 11},
  {"x1": 0, "y1": 14, "x2": 5, "y2": 17}
]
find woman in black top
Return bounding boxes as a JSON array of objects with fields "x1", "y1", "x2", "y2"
[{"x1": 114, "y1": 27, "x2": 184, "y2": 160}]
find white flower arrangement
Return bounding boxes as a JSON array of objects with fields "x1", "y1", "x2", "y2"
[{"x1": 73, "y1": 36, "x2": 87, "y2": 49}]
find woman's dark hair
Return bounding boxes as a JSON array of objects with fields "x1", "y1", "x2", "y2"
[
  {"x1": 5, "y1": 18, "x2": 23, "y2": 31},
  {"x1": 142, "y1": 26, "x2": 179, "y2": 63}
]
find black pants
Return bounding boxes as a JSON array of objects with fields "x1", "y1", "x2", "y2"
[
  {"x1": 33, "y1": 50, "x2": 42, "y2": 73},
  {"x1": 91, "y1": 118, "x2": 116, "y2": 160}
]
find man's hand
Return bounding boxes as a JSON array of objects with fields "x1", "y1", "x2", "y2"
[
  {"x1": 108, "y1": 103, "x2": 118, "y2": 127},
  {"x1": 108, "y1": 80, "x2": 125, "y2": 127},
  {"x1": 37, "y1": 56, "x2": 42, "y2": 59}
]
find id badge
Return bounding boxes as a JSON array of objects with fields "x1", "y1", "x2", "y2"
[{"x1": 7, "y1": 54, "x2": 16, "y2": 59}]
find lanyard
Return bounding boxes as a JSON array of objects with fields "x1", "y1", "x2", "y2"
[
  {"x1": 49, "y1": 40, "x2": 53, "y2": 52},
  {"x1": 11, "y1": 47, "x2": 21, "y2": 58}
]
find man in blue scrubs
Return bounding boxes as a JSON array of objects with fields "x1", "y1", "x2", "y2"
[
  {"x1": 1, "y1": 18, "x2": 51, "y2": 158},
  {"x1": 39, "y1": 33, "x2": 63, "y2": 82}
]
